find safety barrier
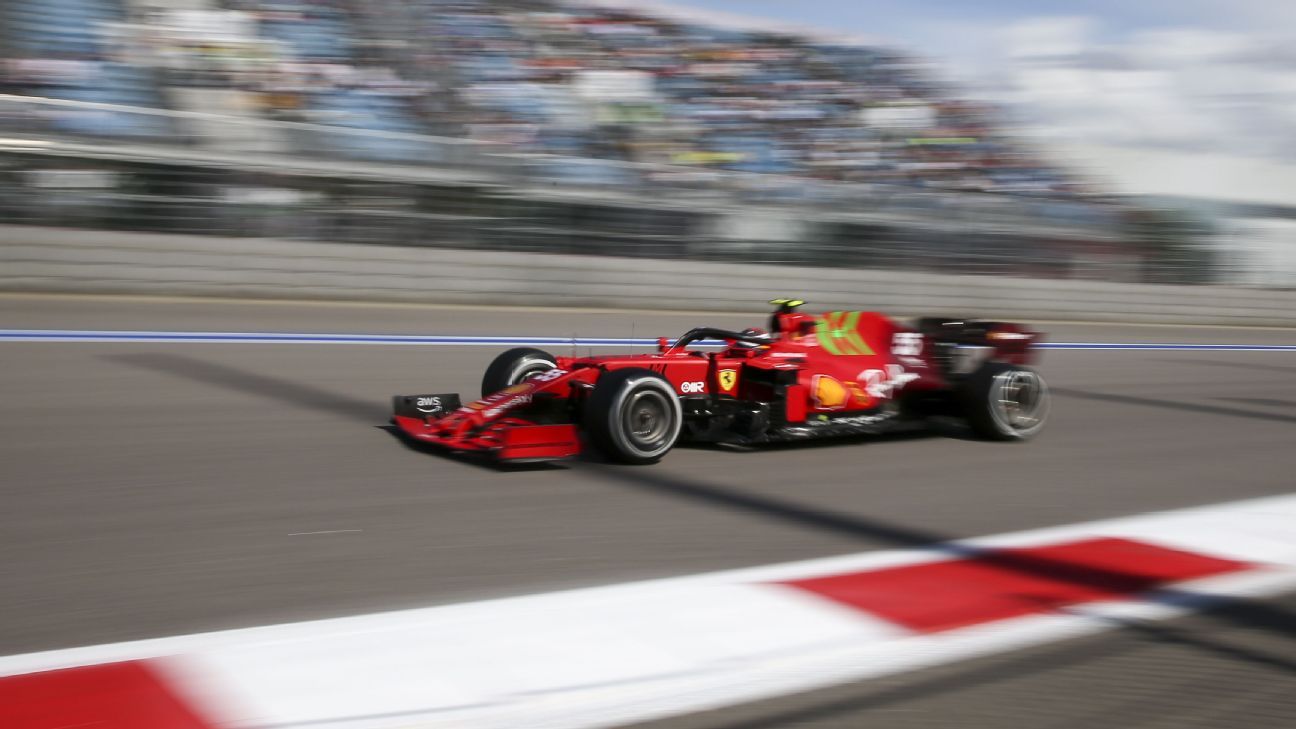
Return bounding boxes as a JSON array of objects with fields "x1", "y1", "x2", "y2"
[{"x1": 3, "y1": 225, "x2": 1293, "y2": 325}]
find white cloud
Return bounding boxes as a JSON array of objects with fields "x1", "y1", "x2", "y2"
[
  {"x1": 1126, "y1": 28, "x2": 1249, "y2": 66},
  {"x1": 1003, "y1": 17, "x2": 1097, "y2": 60},
  {"x1": 993, "y1": 17, "x2": 1296, "y2": 161}
]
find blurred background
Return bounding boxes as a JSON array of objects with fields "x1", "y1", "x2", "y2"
[
  {"x1": 2, "y1": 0, "x2": 1292, "y2": 287},
  {"x1": 4, "y1": 5, "x2": 1296, "y2": 726}
]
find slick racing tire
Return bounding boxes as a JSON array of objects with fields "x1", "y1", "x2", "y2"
[
  {"x1": 585, "y1": 368, "x2": 683, "y2": 464},
  {"x1": 961, "y1": 362, "x2": 1049, "y2": 441},
  {"x1": 481, "y1": 347, "x2": 557, "y2": 397}
]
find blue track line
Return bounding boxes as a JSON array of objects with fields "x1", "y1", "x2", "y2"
[
  {"x1": 0, "y1": 330, "x2": 678, "y2": 346},
  {"x1": 1042, "y1": 343, "x2": 1296, "y2": 351},
  {"x1": 0, "y1": 330, "x2": 1294, "y2": 351}
]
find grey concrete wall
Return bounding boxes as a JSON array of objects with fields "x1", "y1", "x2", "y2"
[{"x1": 3, "y1": 225, "x2": 1294, "y2": 325}]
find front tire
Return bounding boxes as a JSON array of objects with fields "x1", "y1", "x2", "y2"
[
  {"x1": 481, "y1": 347, "x2": 557, "y2": 397},
  {"x1": 962, "y1": 362, "x2": 1049, "y2": 440},
  {"x1": 584, "y1": 368, "x2": 682, "y2": 464}
]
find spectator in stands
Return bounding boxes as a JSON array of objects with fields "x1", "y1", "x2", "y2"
[{"x1": 0, "y1": 0, "x2": 1083, "y2": 197}]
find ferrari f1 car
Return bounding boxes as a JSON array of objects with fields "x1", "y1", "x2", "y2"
[{"x1": 392, "y1": 300, "x2": 1049, "y2": 464}]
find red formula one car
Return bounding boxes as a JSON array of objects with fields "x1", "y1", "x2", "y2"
[{"x1": 392, "y1": 300, "x2": 1049, "y2": 464}]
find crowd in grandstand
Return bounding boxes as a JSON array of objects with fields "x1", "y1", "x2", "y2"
[{"x1": 1, "y1": 0, "x2": 1085, "y2": 196}]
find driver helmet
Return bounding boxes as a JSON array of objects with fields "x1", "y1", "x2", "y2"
[{"x1": 734, "y1": 327, "x2": 771, "y2": 349}]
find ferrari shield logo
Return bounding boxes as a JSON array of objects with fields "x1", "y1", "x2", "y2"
[{"x1": 718, "y1": 369, "x2": 738, "y2": 392}]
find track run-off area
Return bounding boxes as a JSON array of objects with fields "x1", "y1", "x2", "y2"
[{"x1": 2, "y1": 294, "x2": 1296, "y2": 728}]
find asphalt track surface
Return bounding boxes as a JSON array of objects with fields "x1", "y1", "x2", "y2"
[{"x1": 4, "y1": 294, "x2": 1296, "y2": 727}]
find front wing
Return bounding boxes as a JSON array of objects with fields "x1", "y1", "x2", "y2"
[{"x1": 391, "y1": 393, "x2": 580, "y2": 463}]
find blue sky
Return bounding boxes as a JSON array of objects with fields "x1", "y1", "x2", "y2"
[
  {"x1": 668, "y1": 1, "x2": 1281, "y2": 53},
  {"x1": 658, "y1": 1, "x2": 1296, "y2": 161}
]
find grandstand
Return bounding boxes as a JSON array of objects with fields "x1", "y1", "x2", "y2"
[
  {"x1": 2, "y1": 0, "x2": 1086, "y2": 194},
  {"x1": 0, "y1": 0, "x2": 1176, "y2": 282}
]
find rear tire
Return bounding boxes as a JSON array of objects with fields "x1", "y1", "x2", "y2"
[
  {"x1": 481, "y1": 347, "x2": 557, "y2": 397},
  {"x1": 962, "y1": 362, "x2": 1049, "y2": 440},
  {"x1": 584, "y1": 368, "x2": 682, "y2": 464}
]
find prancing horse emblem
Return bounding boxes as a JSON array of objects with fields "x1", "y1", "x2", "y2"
[{"x1": 718, "y1": 369, "x2": 738, "y2": 392}]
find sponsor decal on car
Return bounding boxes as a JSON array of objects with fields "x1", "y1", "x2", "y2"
[
  {"x1": 680, "y1": 381, "x2": 706, "y2": 394},
  {"x1": 800, "y1": 412, "x2": 890, "y2": 428},
  {"x1": 415, "y1": 396, "x2": 443, "y2": 414},
  {"x1": 528, "y1": 368, "x2": 568, "y2": 383},
  {"x1": 815, "y1": 312, "x2": 875, "y2": 356},
  {"x1": 891, "y1": 332, "x2": 923, "y2": 357},
  {"x1": 811, "y1": 374, "x2": 851, "y2": 410},
  {"x1": 484, "y1": 394, "x2": 531, "y2": 418},
  {"x1": 467, "y1": 375, "x2": 561, "y2": 417},
  {"x1": 812, "y1": 366, "x2": 919, "y2": 410},
  {"x1": 858, "y1": 365, "x2": 920, "y2": 400}
]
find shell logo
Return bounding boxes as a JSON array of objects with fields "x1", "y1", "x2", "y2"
[
  {"x1": 812, "y1": 374, "x2": 878, "y2": 410},
  {"x1": 811, "y1": 375, "x2": 849, "y2": 410}
]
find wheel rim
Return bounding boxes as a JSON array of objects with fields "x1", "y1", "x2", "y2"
[
  {"x1": 511, "y1": 360, "x2": 553, "y2": 386},
  {"x1": 994, "y1": 370, "x2": 1046, "y2": 432},
  {"x1": 623, "y1": 390, "x2": 671, "y2": 450}
]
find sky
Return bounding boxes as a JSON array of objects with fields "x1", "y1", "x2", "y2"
[{"x1": 661, "y1": 1, "x2": 1296, "y2": 164}]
